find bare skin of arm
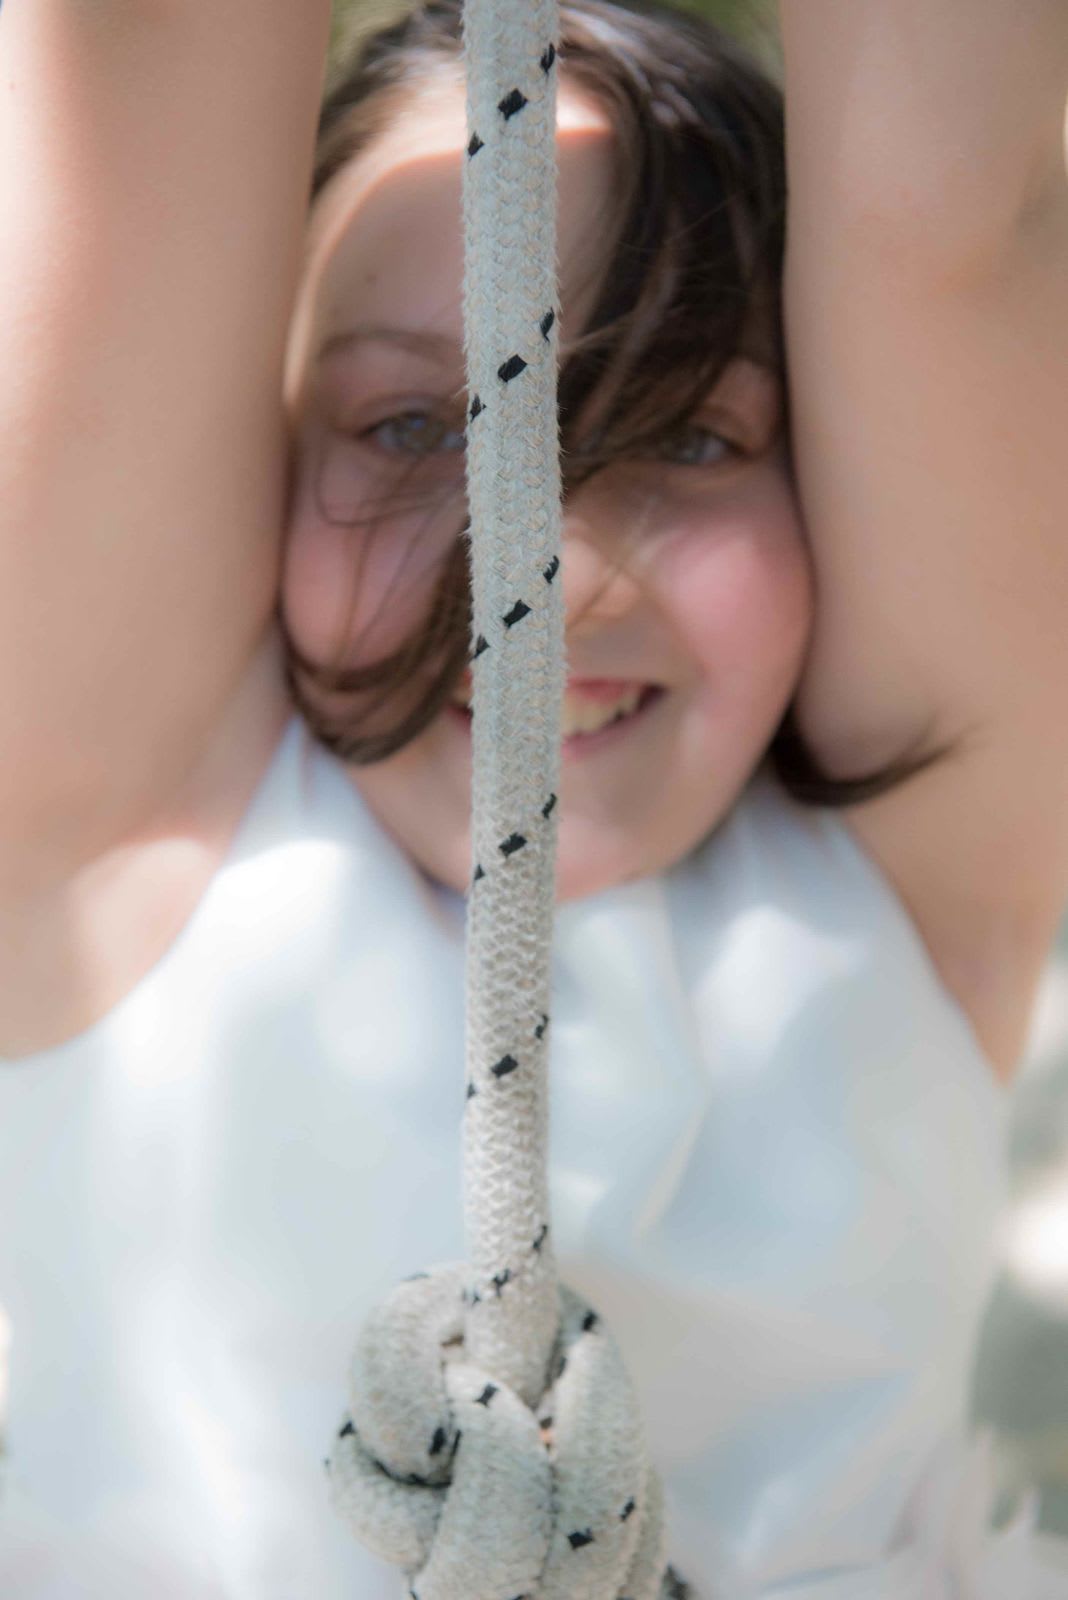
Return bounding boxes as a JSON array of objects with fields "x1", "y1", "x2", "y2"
[
  {"x1": 0, "y1": 2, "x2": 330, "y2": 1048},
  {"x1": 0, "y1": 1, "x2": 330, "y2": 874},
  {"x1": 780, "y1": 2, "x2": 1068, "y2": 1076}
]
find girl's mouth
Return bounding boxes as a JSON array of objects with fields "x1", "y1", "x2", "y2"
[{"x1": 448, "y1": 677, "x2": 662, "y2": 746}]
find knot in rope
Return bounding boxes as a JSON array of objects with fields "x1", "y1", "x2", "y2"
[{"x1": 327, "y1": 1265, "x2": 684, "y2": 1600}]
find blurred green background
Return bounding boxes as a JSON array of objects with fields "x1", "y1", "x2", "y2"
[{"x1": 330, "y1": 0, "x2": 780, "y2": 69}]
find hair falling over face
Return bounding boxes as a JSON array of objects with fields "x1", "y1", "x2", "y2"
[{"x1": 287, "y1": 0, "x2": 935, "y2": 809}]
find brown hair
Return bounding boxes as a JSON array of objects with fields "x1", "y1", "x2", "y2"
[{"x1": 286, "y1": 0, "x2": 939, "y2": 806}]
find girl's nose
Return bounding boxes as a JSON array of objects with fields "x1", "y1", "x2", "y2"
[{"x1": 561, "y1": 511, "x2": 643, "y2": 636}]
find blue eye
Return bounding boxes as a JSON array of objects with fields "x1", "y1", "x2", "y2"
[
  {"x1": 655, "y1": 426, "x2": 735, "y2": 467},
  {"x1": 364, "y1": 411, "x2": 466, "y2": 458}
]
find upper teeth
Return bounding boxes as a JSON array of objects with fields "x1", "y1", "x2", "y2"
[
  {"x1": 451, "y1": 683, "x2": 644, "y2": 737},
  {"x1": 560, "y1": 688, "x2": 643, "y2": 737}
]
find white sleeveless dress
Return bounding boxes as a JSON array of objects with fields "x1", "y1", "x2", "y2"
[{"x1": 0, "y1": 719, "x2": 1064, "y2": 1599}]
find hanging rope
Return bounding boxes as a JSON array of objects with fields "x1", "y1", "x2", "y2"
[
  {"x1": 458, "y1": 0, "x2": 566, "y2": 1417},
  {"x1": 327, "y1": 3, "x2": 688, "y2": 1595}
]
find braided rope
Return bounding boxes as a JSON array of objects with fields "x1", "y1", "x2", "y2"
[
  {"x1": 460, "y1": 0, "x2": 564, "y2": 1413},
  {"x1": 327, "y1": 4, "x2": 689, "y2": 1594}
]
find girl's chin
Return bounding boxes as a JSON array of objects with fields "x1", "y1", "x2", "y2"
[
  {"x1": 353, "y1": 763, "x2": 648, "y2": 900},
  {"x1": 407, "y1": 829, "x2": 643, "y2": 903},
  {"x1": 554, "y1": 843, "x2": 652, "y2": 902}
]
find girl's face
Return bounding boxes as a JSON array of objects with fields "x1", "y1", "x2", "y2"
[{"x1": 284, "y1": 76, "x2": 812, "y2": 900}]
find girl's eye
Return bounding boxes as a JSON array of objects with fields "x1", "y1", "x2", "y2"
[
  {"x1": 363, "y1": 411, "x2": 466, "y2": 458},
  {"x1": 653, "y1": 426, "x2": 736, "y2": 468}
]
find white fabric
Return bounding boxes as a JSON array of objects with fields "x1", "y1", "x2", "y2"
[{"x1": 0, "y1": 719, "x2": 1066, "y2": 1598}]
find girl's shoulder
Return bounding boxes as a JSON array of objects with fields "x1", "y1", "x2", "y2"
[
  {"x1": 667, "y1": 767, "x2": 1006, "y2": 1103},
  {"x1": 709, "y1": 764, "x2": 1058, "y2": 1089},
  {"x1": 3, "y1": 718, "x2": 458, "y2": 1069},
  {"x1": 840, "y1": 778, "x2": 1057, "y2": 1083}
]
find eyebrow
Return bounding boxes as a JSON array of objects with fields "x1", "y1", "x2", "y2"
[{"x1": 316, "y1": 326, "x2": 464, "y2": 367}]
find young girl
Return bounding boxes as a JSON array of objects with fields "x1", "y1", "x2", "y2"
[{"x1": 1, "y1": 0, "x2": 1067, "y2": 1596}]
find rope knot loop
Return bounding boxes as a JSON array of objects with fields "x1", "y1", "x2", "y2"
[{"x1": 327, "y1": 1266, "x2": 681, "y2": 1599}]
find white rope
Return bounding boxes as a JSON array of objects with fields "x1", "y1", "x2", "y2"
[
  {"x1": 328, "y1": 1268, "x2": 675, "y2": 1598},
  {"x1": 327, "y1": 4, "x2": 689, "y2": 1594},
  {"x1": 459, "y1": 0, "x2": 565, "y2": 1415}
]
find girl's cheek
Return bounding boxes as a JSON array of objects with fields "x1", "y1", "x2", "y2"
[
  {"x1": 316, "y1": 431, "x2": 377, "y2": 525},
  {"x1": 654, "y1": 482, "x2": 812, "y2": 674},
  {"x1": 283, "y1": 467, "x2": 444, "y2": 669},
  {"x1": 281, "y1": 507, "x2": 356, "y2": 664}
]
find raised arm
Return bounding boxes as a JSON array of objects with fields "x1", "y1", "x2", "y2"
[
  {"x1": 780, "y1": 2, "x2": 1068, "y2": 1068},
  {"x1": 0, "y1": 0, "x2": 331, "y2": 876}
]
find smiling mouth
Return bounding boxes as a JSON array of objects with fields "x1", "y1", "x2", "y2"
[{"x1": 449, "y1": 678, "x2": 661, "y2": 741}]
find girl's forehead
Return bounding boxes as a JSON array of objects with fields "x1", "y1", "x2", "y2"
[
  {"x1": 310, "y1": 73, "x2": 615, "y2": 244},
  {"x1": 288, "y1": 77, "x2": 618, "y2": 389}
]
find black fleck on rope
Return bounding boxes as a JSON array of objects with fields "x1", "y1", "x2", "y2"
[
  {"x1": 497, "y1": 352, "x2": 529, "y2": 383},
  {"x1": 498, "y1": 87, "x2": 529, "y2": 119}
]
